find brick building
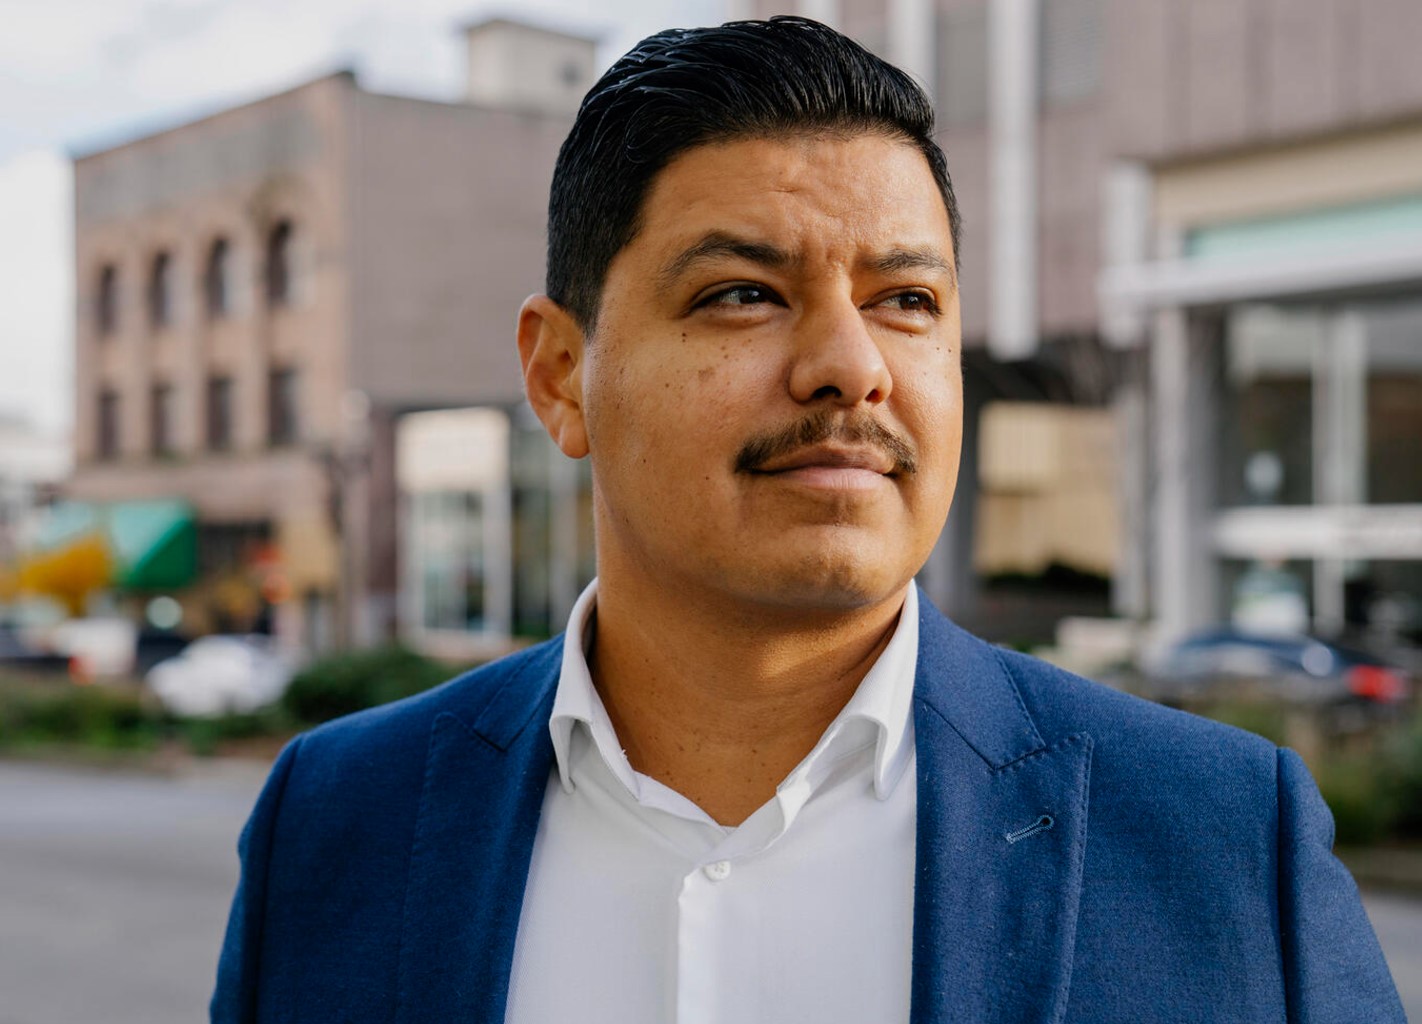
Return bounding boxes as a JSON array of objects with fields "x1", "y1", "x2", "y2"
[{"x1": 67, "y1": 19, "x2": 595, "y2": 652}]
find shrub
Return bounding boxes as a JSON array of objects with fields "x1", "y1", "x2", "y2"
[
  {"x1": 0, "y1": 684, "x2": 164, "y2": 751},
  {"x1": 1312, "y1": 753, "x2": 1400, "y2": 847},
  {"x1": 1380, "y1": 711, "x2": 1422, "y2": 840},
  {"x1": 177, "y1": 706, "x2": 295, "y2": 757},
  {"x1": 282, "y1": 646, "x2": 457, "y2": 725},
  {"x1": 1201, "y1": 702, "x2": 1290, "y2": 748}
]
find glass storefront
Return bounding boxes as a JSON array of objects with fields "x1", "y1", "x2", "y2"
[
  {"x1": 509, "y1": 409, "x2": 597, "y2": 638},
  {"x1": 411, "y1": 490, "x2": 487, "y2": 632},
  {"x1": 398, "y1": 405, "x2": 598, "y2": 645},
  {"x1": 1216, "y1": 294, "x2": 1422, "y2": 639},
  {"x1": 1219, "y1": 305, "x2": 1320, "y2": 508}
]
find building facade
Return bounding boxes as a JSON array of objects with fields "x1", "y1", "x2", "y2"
[
  {"x1": 67, "y1": 3, "x2": 1422, "y2": 658},
  {"x1": 736, "y1": 0, "x2": 1422, "y2": 652},
  {"x1": 68, "y1": 21, "x2": 593, "y2": 653},
  {"x1": 1101, "y1": 0, "x2": 1422, "y2": 647}
]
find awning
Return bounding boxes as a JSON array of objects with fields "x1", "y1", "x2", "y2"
[
  {"x1": 1100, "y1": 196, "x2": 1422, "y2": 317},
  {"x1": 36, "y1": 500, "x2": 197, "y2": 591}
]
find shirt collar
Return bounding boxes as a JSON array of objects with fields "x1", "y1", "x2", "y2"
[{"x1": 548, "y1": 579, "x2": 918, "y2": 803}]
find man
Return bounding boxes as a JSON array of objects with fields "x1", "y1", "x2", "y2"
[{"x1": 212, "y1": 18, "x2": 1403, "y2": 1023}]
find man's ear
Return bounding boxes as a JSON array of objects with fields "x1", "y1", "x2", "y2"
[{"x1": 517, "y1": 294, "x2": 590, "y2": 459}]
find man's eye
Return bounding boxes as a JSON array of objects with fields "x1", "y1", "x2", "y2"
[
  {"x1": 700, "y1": 285, "x2": 778, "y2": 307},
  {"x1": 880, "y1": 291, "x2": 939, "y2": 314}
]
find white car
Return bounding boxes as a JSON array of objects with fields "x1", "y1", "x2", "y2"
[{"x1": 147, "y1": 635, "x2": 292, "y2": 718}]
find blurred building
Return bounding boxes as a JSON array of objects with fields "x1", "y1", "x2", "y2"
[
  {"x1": 1100, "y1": 0, "x2": 1422, "y2": 647},
  {"x1": 738, "y1": 0, "x2": 1422, "y2": 648},
  {"x1": 67, "y1": 19, "x2": 596, "y2": 654},
  {"x1": 0, "y1": 417, "x2": 70, "y2": 569}
]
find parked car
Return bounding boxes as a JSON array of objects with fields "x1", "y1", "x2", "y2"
[
  {"x1": 0, "y1": 624, "x2": 70, "y2": 674},
  {"x1": 1146, "y1": 629, "x2": 1411, "y2": 707},
  {"x1": 134, "y1": 628, "x2": 190, "y2": 675},
  {"x1": 146, "y1": 635, "x2": 292, "y2": 718}
]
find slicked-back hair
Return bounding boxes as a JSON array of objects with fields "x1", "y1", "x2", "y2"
[{"x1": 546, "y1": 16, "x2": 961, "y2": 332}]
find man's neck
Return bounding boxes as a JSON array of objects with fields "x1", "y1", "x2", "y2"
[{"x1": 586, "y1": 571, "x2": 908, "y2": 827}]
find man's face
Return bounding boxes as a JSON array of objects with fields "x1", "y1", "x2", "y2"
[{"x1": 575, "y1": 133, "x2": 962, "y2": 614}]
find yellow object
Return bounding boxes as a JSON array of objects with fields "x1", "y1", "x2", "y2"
[{"x1": 15, "y1": 534, "x2": 115, "y2": 616}]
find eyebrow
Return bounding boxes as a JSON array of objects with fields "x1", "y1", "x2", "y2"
[
  {"x1": 863, "y1": 246, "x2": 955, "y2": 285},
  {"x1": 657, "y1": 232, "x2": 795, "y2": 290},
  {"x1": 657, "y1": 232, "x2": 957, "y2": 291}
]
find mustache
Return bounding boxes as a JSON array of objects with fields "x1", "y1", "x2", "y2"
[{"x1": 734, "y1": 410, "x2": 918, "y2": 476}]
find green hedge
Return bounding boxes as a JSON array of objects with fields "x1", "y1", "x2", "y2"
[
  {"x1": 0, "y1": 647, "x2": 463, "y2": 758},
  {"x1": 1205, "y1": 701, "x2": 1422, "y2": 846},
  {"x1": 0, "y1": 684, "x2": 164, "y2": 752},
  {"x1": 281, "y1": 646, "x2": 458, "y2": 726}
]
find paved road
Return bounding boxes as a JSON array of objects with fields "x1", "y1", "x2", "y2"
[
  {"x1": 0, "y1": 761, "x2": 262, "y2": 1024},
  {"x1": 1367, "y1": 890, "x2": 1422, "y2": 1019},
  {"x1": 1, "y1": 760, "x2": 1419, "y2": 1023}
]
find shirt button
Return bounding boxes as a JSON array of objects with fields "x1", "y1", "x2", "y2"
[{"x1": 703, "y1": 860, "x2": 732, "y2": 882}]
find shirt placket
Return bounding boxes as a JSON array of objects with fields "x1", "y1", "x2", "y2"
[{"x1": 675, "y1": 855, "x2": 734, "y2": 1024}]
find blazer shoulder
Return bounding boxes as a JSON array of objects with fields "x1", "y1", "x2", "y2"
[{"x1": 989, "y1": 641, "x2": 1278, "y2": 771}]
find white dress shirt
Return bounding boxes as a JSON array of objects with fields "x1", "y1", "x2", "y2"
[{"x1": 504, "y1": 580, "x2": 919, "y2": 1024}]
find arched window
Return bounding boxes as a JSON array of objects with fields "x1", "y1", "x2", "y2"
[
  {"x1": 148, "y1": 250, "x2": 173, "y2": 328},
  {"x1": 265, "y1": 220, "x2": 294, "y2": 307},
  {"x1": 97, "y1": 264, "x2": 119, "y2": 336},
  {"x1": 207, "y1": 376, "x2": 234, "y2": 451},
  {"x1": 205, "y1": 237, "x2": 230, "y2": 318},
  {"x1": 98, "y1": 389, "x2": 120, "y2": 460}
]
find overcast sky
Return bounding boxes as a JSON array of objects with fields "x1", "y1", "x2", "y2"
[{"x1": 0, "y1": 0, "x2": 727, "y2": 438}]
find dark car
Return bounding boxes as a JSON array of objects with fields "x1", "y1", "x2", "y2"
[
  {"x1": 1148, "y1": 628, "x2": 1411, "y2": 707},
  {"x1": 0, "y1": 625, "x2": 69, "y2": 674}
]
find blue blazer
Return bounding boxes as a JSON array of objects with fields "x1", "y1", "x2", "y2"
[{"x1": 212, "y1": 594, "x2": 1403, "y2": 1022}]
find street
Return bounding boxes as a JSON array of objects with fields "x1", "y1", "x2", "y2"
[
  {"x1": 0, "y1": 761, "x2": 260, "y2": 1024},
  {"x1": 0, "y1": 759, "x2": 1418, "y2": 1023}
]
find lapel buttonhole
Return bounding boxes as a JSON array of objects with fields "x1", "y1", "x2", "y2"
[{"x1": 1004, "y1": 814, "x2": 1054, "y2": 845}]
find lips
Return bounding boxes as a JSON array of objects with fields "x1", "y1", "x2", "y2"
[{"x1": 751, "y1": 443, "x2": 897, "y2": 476}]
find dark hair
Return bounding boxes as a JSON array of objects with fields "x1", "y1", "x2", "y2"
[{"x1": 546, "y1": 16, "x2": 961, "y2": 331}]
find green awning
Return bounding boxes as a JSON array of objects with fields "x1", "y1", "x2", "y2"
[{"x1": 37, "y1": 500, "x2": 197, "y2": 590}]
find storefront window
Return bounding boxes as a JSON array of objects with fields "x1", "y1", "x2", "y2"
[
  {"x1": 511, "y1": 419, "x2": 553, "y2": 636},
  {"x1": 509, "y1": 407, "x2": 597, "y2": 639},
  {"x1": 1214, "y1": 294, "x2": 1422, "y2": 637},
  {"x1": 1347, "y1": 560, "x2": 1422, "y2": 643},
  {"x1": 414, "y1": 490, "x2": 486, "y2": 632},
  {"x1": 1362, "y1": 298, "x2": 1422, "y2": 505},
  {"x1": 1219, "y1": 305, "x2": 1319, "y2": 508}
]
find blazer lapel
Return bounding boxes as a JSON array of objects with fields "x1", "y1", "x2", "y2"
[
  {"x1": 396, "y1": 644, "x2": 559, "y2": 1024},
  {"x1": 910, "y1": 597, "x2": 1093, "y2": 1024}
]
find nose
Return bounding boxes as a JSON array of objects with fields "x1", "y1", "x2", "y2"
[{"x1": 787, "y1": 298, "x2": 893, "y2": 407}]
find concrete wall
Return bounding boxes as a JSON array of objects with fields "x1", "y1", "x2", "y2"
[
  {"x1": 345, "y1": 94, "x2": 569, "y2": 410},
  {"x1": 1152, "y1": 121, "x2": 1422, "y2": 233},
  {"x1": 1109, "y1": 0, "x2": 1422, "y2": 162},
  {"x1": 933, "y1": 0, "x2": 1108, "y2": 342},
  {"x1": 465, "y1": 20, "x2": 599, "y2": 116}
]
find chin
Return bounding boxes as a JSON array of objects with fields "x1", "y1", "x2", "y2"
[{"x1": 737, "y1": 549, "x2": 914, "y2": 614}]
